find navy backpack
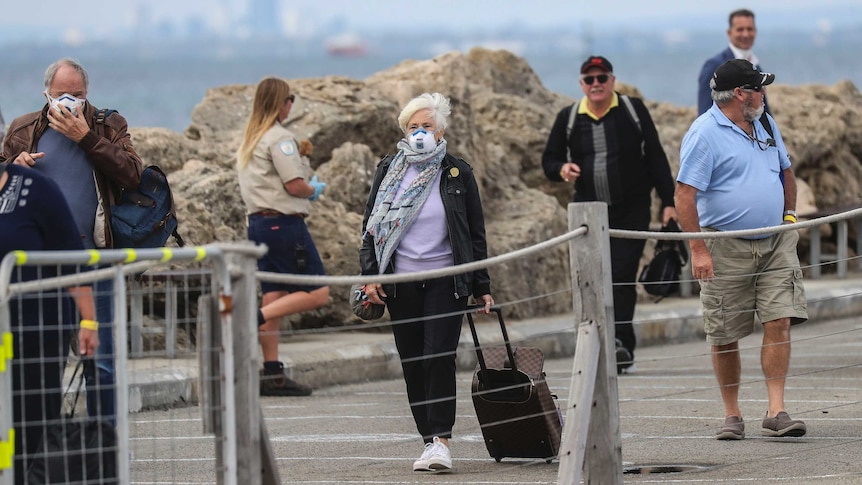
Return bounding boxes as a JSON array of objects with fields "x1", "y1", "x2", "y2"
[
  {"x1": 93, "y1": 109, "x2": 184, "y2": 248},
  {"x1": 111, "y1": 164, "x2": 184, "y2": 248}
]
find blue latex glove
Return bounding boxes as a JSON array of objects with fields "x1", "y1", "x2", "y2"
[{"x1": 308, "y1": 175, "x2": 327, "y2": 201}]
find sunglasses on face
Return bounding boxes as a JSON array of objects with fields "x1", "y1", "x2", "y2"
[
  {"x1": 582, "y1": 74, "x2": 610, "y2": 85},
  {"x1": 740, "y1": 85, "x2": 762, "y2": 92},
  {"x1": 287, "y1": 94, "x2": 296, "y2": 103}
]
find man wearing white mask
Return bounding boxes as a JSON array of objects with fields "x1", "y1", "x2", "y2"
[
  {"x1": 1, "y1": 57, "x2": 143, "y2": 425},
  {"x1": 698, "y1": 9, "x2": 770, "y2": 116}
]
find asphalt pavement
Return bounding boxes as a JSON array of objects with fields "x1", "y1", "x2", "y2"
[{"x1": 123, "y1": 299, "x2": 862, "y2": 483}]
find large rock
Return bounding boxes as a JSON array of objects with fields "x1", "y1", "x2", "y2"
[{"x1": 131, "y1": 47, "x2": 862, "y2": 327}]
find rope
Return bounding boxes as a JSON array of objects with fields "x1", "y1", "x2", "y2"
[
  {"x1": 260, "y1": 206, "x2": 862, "y2": 286},
  {"x1": 610, "y1": 206, "x2": 862, "y2": 240}
]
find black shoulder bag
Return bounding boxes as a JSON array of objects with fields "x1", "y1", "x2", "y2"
[
  {"x1": 27, "y1": 359, "x2": 118, "y2": 484},
  {"x1": 638, "y1": 219, "x2": 689, "y2": 301}
]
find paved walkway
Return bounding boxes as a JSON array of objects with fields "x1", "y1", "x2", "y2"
[
  {"x1": 120, "y1": 275, "x2": 862, "y2": 412},
  {"x1": 121, "y1": 286, "x2": 862, "y2": 484}
]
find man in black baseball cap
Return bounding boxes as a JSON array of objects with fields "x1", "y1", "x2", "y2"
[
  {"x1": 712, "y1": 58, "x2": 775, "y2": 91},
  {"x1": 678, "y1": 52, "x2": 808, "y2": 443}
]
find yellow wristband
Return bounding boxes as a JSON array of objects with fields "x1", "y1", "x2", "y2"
[
  {"x1": 783, "y1": 214, "x2": 797, "y2": 223},
  {"x1": 80, "y1": 319, "x2": 99, "y2": 331}
]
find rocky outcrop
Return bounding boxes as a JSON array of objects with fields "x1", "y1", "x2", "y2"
[{"x1": 129, "y1": 48, "x2": 862, "y2": 327}]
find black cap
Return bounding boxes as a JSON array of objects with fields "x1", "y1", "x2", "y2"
[
  {"x1": 580, "y1": 55, "x2": 613, "y2": 74},
  {"x1": 712, "y1": 59, "x2": 775, "y2": 91}
]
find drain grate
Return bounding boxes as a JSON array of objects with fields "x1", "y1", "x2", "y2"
[{"x1": 624, "y1": 464, "x2": 712, "y2": 474}]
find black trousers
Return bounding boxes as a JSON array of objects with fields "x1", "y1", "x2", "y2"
[
  {"x1": 386, "y1": 276, "x2": 467, "y2": 443},
  {"x1": 608, "y1": 200, "x2": 650, "y2": 359},
  {"x1": 610, "y1": 236, "x2": 647, "y2": 358},
  {"x1": 12, "y1": 325, "x2": 70, "y2": 484}
]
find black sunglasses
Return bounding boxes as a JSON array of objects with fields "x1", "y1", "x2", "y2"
[
  {"x1": 740, "y1": 85, "x2": 762, "y2": 92},
  {"x1": 287, "y1": 94, "x2": 296, "y2": 103},
  {"x1": 582, "y1": 74, "x2": 610, "y2": 85}
]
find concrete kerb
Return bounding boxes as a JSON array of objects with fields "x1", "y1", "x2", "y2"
[{"x1": 119, "y1": 276, "x2": 862, "y2": 412}]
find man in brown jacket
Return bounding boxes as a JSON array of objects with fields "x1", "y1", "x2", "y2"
[{"x1": 1, "y1": 57, "x2": 143, "y2": 424}]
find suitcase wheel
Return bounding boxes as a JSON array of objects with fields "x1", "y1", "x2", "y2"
[{"x1": 495, "y1": 456, "x2": 502, "y2": 463}]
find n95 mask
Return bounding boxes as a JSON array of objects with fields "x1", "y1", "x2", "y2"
[
  {"x1": 45, "y1": 91, "x2": 85, "y2": 116},
  {"x1": 408, "y1": 129, "x2": 437, "y2": 154}
]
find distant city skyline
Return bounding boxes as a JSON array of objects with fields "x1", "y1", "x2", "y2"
[{"x1": 3, "y1": 0, "x2": 861, "y2": 46}]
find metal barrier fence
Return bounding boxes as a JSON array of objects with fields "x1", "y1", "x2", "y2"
[
  {"x1": 0, "y1": 244, "x2": 270, "y2": 485},
  {"x1": 0, "y1": 203, "x2": 620, "y2": 484}
]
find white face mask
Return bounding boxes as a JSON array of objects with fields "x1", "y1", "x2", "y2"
[
  {"x1": 407, "y1": 129, "x2": 437, "y2": 154},
  {"x1": 45, "y1": 91, "x2": 85, "y2": 116}
]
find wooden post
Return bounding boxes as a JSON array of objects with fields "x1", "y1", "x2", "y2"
[
  {"x1": 810, "y1": 225, "x2": 822, "y2": 279},
  {"x1": 227, "y1": 250, "x2": 264, "y2": 485},
  {"x1": 856, "y1": 217, "x2": 862, "y2": 272},
  {"x1": 837, "y1": 220, "x2": 848, "y2": 278},
  {"x1": 557, "y1": 202, "x2": 622, "y2": 485}
]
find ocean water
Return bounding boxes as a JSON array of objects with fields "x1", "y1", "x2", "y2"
[{"x1": 1, "y1": 44, "x2": 860, "y2": 133}]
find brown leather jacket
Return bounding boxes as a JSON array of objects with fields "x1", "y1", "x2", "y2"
[{"x1": 0, "y1": 102, "x2": 143, "y2": 248}]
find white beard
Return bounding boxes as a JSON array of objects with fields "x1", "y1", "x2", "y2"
[{"x1": 743, "y1": 99, "x2": 764, "y2": 121}]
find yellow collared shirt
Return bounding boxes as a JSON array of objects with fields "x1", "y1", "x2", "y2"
[{"x1": 578, "y1": 92, "x2": 619, "y2": 121}]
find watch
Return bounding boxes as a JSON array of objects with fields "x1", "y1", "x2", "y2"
[{"x1": 783, "y1": 210, "x2": 797, "y2": 217}]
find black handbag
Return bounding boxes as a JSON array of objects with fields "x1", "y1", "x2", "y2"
[
  {"x1": 638, "y1": 220, "x2": 689, "y2": 299},
  {"x1": 27, "y1": 359, "x2": 118, "y2": 484}
]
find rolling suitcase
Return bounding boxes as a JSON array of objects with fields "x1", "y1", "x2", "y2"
[{"x1": 466, "y1": 306, "x2": 563, "y2": 463}]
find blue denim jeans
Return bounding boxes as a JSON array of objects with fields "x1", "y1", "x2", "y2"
[{"x1": 86, "y1": 277, "x2": 116, "y2": 421}]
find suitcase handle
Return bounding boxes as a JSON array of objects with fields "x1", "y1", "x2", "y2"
[{"x1": 465, "y1": 304, "x2": 519, "y2": 375}]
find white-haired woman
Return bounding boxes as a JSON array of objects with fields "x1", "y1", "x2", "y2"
[{"x1": 359, "y1": 92, "x2": 494, "y2": 473}]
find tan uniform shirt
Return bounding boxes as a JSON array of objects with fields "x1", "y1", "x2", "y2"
[{"x1": 238, "y1": 124, "x2": 311, "y2": 216}]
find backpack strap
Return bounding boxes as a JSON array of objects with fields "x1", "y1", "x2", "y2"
[
  {"x1": 92, "y1": 108, "x2": 118, "y2": 139},
  {"x1": 619, "y1": 95, "x2": 644, "y2": 158},
  {"x1": 758, "y1": 111, "x2": 774, "y2": 140},
  {"x1": 172, "y1": 228, "x2": 186, "y2": 247},
  {"x1": 565, "y1": 101, "x2": 579, "y2": 164},
  {"x1": 148, "y1": 165, "x2": 186, "y2": 248},
  {"x1": 758, "y1": 112, "x2": 785, "y2": 185}
]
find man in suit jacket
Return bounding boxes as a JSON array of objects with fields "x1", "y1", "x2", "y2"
[{"x1": 698, "y1": 9, "x2": 769, "y2": 115}]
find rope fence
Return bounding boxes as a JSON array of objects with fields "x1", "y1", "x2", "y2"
[{"x1": 2, "y1": 205, "x2": 861, "y2": 484}]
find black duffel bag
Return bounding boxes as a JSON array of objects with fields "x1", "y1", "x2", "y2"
[
  {"x1": 27, "y1": 359, "x2": 118, "y2": 484},
  {"x1": 638, "y1": 219, "x2": 689, "y2": 299}
]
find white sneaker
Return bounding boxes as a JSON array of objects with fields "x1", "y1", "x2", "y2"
[
  {"x1": 427, "y1": 436, "x2": 452, "y2": 472},
  {"x1": 413, "y1": 442, "x2": 434, "y2": 472}
]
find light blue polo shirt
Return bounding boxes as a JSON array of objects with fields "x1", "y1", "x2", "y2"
[{"x1": 677, "y1": 104, "x2": 791, "y2": 239}]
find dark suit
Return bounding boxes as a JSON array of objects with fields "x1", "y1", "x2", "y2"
[{"x1": 698, "y1": 47, "x2": 770, "y2": 115}]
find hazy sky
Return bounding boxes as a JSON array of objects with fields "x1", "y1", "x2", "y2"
[{"x1": 4, "y1": 0, "x2": 861, "y2": 38}]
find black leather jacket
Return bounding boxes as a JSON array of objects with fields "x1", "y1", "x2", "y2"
[{"x1": 359, "y1": 153, "x2": 491, "y2": 299}]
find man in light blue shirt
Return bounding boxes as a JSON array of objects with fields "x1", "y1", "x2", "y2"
[{"x1": 676, "y1": 59, "x2": 808, "y2": 442}]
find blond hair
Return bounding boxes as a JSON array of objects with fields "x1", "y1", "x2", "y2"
[{"x1": 237, "y1": 77, "x2": 291, "y2": 169}]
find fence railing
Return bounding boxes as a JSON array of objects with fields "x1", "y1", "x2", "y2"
[{"x1": 3, "y1": 203, "x2": 862, "y2": 484}]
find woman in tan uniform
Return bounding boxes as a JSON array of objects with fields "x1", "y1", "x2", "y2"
[{"x1": 236, "y1": 77, "x2": 329, "y2": 396}]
